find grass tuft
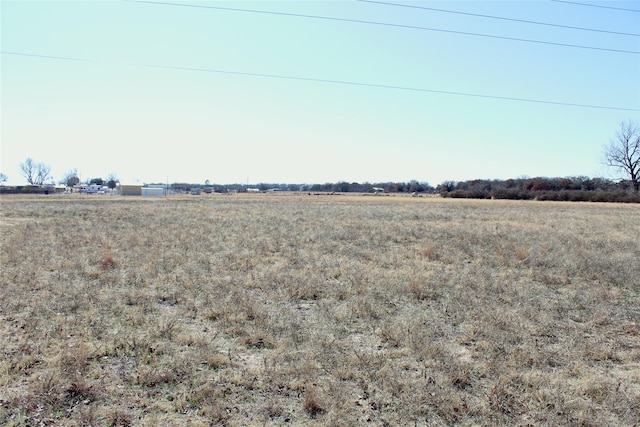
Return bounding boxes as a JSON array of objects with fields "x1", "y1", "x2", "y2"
[{"x1": 303, "y1": 386, "x2": 326, "y2": 418}]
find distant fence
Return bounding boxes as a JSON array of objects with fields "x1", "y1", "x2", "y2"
[{"x1": 0, "y1": 186, "x2": 64, "y2": 195}]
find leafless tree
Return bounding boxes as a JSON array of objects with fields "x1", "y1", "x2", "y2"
[
  {"x1": 20, "y1": 157, "x2": 52, "y2": 186},
  {"x1": 605, "y1": 120, "x2": 640, "y2": 192},
  {"x1": 0, "y1": 172, "x2": 7, "y2": 183},
  {"x1": 61, "y1": 168, "x2": 80, "y2": 187},
  {"x1": 20, "y1": 158, "x2": 37, "y2": 185}
]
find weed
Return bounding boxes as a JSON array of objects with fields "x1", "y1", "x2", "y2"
[
  {"x1": 422, "y1": 243, "x2": 440, "y2": 261},
  {"x1": 108, "y1": 408, "x2": 133, "y2": 427},
  {"x1": 303, "y1": 386, "x2": 326, "y2": 418},
  {"x1": 99, "y1": 245, "x2": 118, "y2": 269}
]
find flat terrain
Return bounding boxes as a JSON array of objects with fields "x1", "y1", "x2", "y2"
[{"x1": 1, "y1": 193, "x2": 639, "y2": 426}]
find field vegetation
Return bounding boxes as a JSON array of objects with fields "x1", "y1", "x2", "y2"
[{"x1": 1, "y1": 193, "x2": 639, "y2": 426}]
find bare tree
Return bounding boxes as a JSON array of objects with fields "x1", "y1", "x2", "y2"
[
  {"x1": 20, "y1": 158, "x2": 36, "y2": 185},
  {"x1": 20, "y1": 158, "x2": 52, "y2": 185},
  {"x1": 0, "y1": 172, "x2": 7, "y2": 183},
  {"x1": 37, "y1": 164, "x2": 52, "y2": 185},
  {"x1": 605, "y1": 120, "x2": 640, "y2": 192},
  {"x1": 61, "y1": 168, "x2": 80, "y2": 187}
]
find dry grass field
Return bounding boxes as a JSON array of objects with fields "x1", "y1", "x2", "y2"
[{"x1": 1, "y1": 193, "x2": 639, "y2": 426}]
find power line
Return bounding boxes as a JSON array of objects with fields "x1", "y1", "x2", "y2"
[
  {"x1": 2, "y1": 50, "x2": 638, "y2": 112},
  {"x1": 123, "y1": 0, "x2": 640, "y2": 55},
  {"x1": 551, "y1": 0, "x2": 640, "y2": 13},
  {"x1": 358, "y1": 0, "x2": 639, "y2": 37}
]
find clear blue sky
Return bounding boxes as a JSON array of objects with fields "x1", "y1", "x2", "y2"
[{"x1": 2, "y1": 0, "x2": 639, "y2": 186}]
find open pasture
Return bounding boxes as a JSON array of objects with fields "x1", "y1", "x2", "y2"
[{"x1": 1, "y1": 194, "x2": 639, "y2": 426}]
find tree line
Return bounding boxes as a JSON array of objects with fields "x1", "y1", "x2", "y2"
[
  {"x1": 2, "y1": 120, "x2": 639, "y2": 201},
  {"x1": 437, "y1": 176, "x2": 640, "y2": 203},
  {"x1": 159, "y1": 181, "x2": 432, "y2": 194},
  {"x1": 160, "y1": 176, "x2": 640, "y2": 202}
]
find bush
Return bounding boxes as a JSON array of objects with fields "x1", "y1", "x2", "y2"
[
  {"x1": 534, "y1": 190, "x2": 640, "y2": 203},
  {"x1": 445, "y1": 189, "x2": 491, "y2": 199},
  {"x1": 491, "y1": 189, "x2": 533, "y2": 200}
]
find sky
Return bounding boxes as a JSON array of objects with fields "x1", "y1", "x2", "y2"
[{"x1": 1, "y1": 0, "x2": 639, "y2": 186}]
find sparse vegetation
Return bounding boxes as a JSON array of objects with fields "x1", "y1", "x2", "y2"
[{"x1": 1, "y1": 194, "x2": 638, "y2": 425}]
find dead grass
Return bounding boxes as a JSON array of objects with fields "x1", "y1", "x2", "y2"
[{"x1": 0, "y1": 193, "x2": 638, "y2": 425}]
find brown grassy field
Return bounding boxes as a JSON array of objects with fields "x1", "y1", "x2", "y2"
[{"x1": 1, "y1": 193, "x2": 639, "y2": 426}]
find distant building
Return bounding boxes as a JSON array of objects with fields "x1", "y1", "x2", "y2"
[
  {"x1": 142, "y1": 187, "x2": 165, "y2": 197},
  {"x1": 119, "y1": 183, "x2": 142, "y2": 196}
]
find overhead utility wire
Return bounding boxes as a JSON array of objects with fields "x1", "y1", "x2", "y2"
[
  {"x1": 551, "y1": 0, "x2": 640, "y2": 13},
  {"x1": 123, "y1": 0, "x2": 639, "y2": 55},
  {"x1": 2, "y1": 51, "x2": 638, "y2": 112},
  {"x1": 358, "y1": 0, "x2": 639, "y2": 37}
]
